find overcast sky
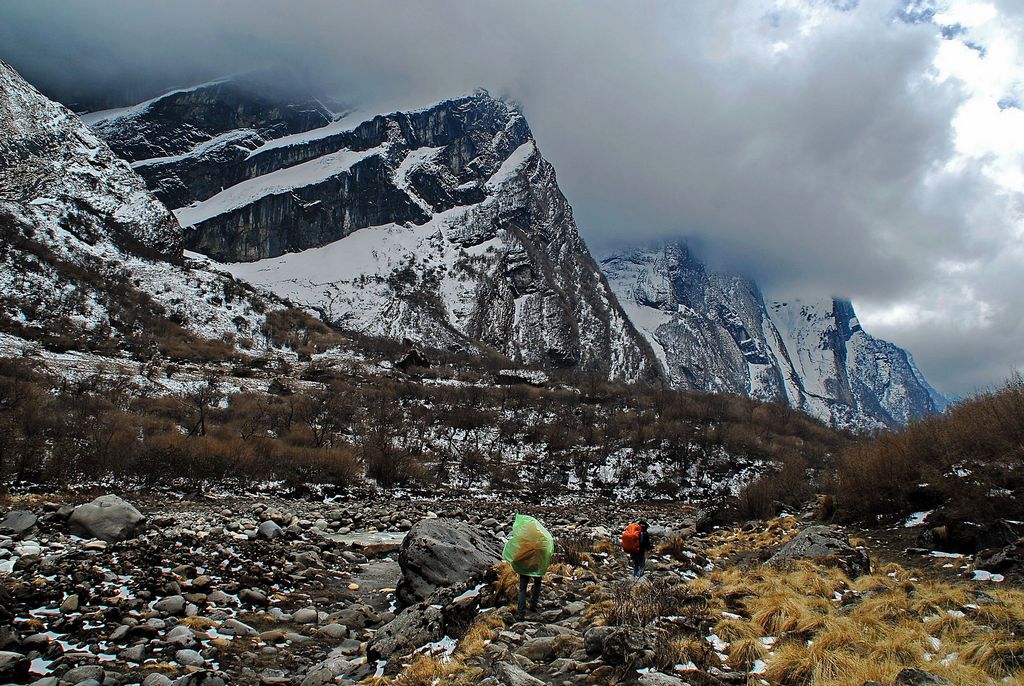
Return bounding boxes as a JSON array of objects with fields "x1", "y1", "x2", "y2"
[{"x1": 2, "y1": 0, "x2": 1022, "y2": 396}]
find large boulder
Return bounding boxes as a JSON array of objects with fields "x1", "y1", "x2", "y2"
[
  {"x1": 367, "y1": 584, "x2": 482, "y2": 664},
  {"x1": 0, "y1": 510, "x2": 37, "y2": 539},
  {"x1": 68, "y1": 495, "x2": 145, "y2": 542},
  {"x1": 0, "y1": 651, "x2": 29, "y2": 682},
  {"x1": 767, "y1": 526, "x2": 869, "y2": 577},
  {"x1": 396, "y1": 517, "x2": 501, "y2": 606}
]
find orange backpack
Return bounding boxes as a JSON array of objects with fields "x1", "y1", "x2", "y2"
[{"x1": 621, "y1": 523, "x2": 642, "y2": 554}]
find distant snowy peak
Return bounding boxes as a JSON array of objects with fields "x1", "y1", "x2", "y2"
[
  {"x1": 91, "y1": 82, "x2": 658, "y2": 380},
  {"x1": 602, "y1": 242, "x2": 945, "y2": 430}
]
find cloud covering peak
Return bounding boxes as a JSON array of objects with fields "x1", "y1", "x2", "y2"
[{"x1": 1, "y1": 0, "x2": 1021, "y2": 395}]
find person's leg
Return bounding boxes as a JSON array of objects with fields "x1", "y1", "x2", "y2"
[
  {"x1": 530, "y1": 576, "x2": 542, "y2": 610},
  {"x1": 637, "y1": 553, "x2": 646, "y2": 578},
  {"x1": 630, "y1": 554, "x2": 640, "y2": 578},
  {"x1": 517, "y1": 575, "x2": 529, "y2": 617}
]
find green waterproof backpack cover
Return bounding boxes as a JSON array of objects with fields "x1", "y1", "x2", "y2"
[{"x1": 502, "y1": 514, "x2": 554, "y2": 577}]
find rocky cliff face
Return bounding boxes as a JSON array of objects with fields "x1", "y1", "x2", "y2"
[
  {"x1": 0, "y1": 61, "x2": 279, "y2": 357},
  {"x1": 602, "y1": 243, "x2": 946, "y2": 430},
  {"x1": 91, "y1": 85, "x2": 658, "y2": 380}
]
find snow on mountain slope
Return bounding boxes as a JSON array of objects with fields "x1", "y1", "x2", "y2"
[
  {"x1": 94, "y1": 85, "x2": 658, "y2": 380},
  {"x1": 602, "y1": 242, "x2": 945, "y2": 430},
  {"x1": 0, "y1": 60, "x2": 282, "y2": 358}
]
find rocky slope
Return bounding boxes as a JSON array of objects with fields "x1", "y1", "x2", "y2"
[
  {"x1": 0, "y1": 61, "x2": 286, "y2": 363},
  {"x1": 1, "y1": 493, "x2": 1013, "y2": 686},
  {"x1": 87, "y1": 84, "x2": 658, "y2": 380},
  {"x1": 602, "y1": 242, "x2": 946, "y2": 430}
]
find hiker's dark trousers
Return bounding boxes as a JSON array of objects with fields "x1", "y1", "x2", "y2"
[
  {"x1": 630, "y1": 553, "x2": 646, "y2": 578},
  {"x1": 518, "y1": 574, "x2": 542, "y2": 615}
]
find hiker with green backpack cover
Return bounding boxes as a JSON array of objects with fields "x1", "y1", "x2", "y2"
[
  {"x1": 622, "y1": 520, "x2": 652, "y2": 579},
  {"x1": 502, "y1": 514, "x2": 554, "y2": 618}
]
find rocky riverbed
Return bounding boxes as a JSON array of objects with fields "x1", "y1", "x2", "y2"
[{"x1": 1, "y1": 493, "x2": 1020, "y2": 686}]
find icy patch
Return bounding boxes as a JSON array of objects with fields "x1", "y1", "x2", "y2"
[
  {"x1": 929, "y1": 551, "x2": 964, "y2": 558},
  {"x1": 972, "y1": 570, "x2": 1005, "y2": 582},
  {"x1": 904, "y1": 510, "x2": 933, "y2": 527}
]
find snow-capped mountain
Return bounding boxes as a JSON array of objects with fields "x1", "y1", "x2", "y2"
[
  {"x1": 89, "y1": 82, "x2": 658, "y2": 380},
  {"x1": 0, "y1": 61, "x2": 280, "y2": 359},
  {"x1": 602, "y1": 243, "x2": 946, "y2": 430}
]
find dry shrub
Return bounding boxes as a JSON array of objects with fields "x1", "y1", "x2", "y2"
[
  {"x1": 830, "y1": 375, "x2": 1024, "y2": 523},
  {"x1": 603, "y1": 579, "x2": 710, "y2": 628},
  {"x1": 557, "y1": 534, "x2": 594, "y2": 568}
]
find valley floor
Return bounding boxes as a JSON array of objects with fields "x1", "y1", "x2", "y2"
[{"x1": 1, "y1": 493, "x2": 1021, "y2": 686}]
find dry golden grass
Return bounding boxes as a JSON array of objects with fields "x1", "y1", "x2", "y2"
[
  {"x1": 457, "y1": 611, "x2": 504, "y2": 659},
  {"x1": 593, "y1": 540, "x2": 614, "y2": 554},
  {"x1": 179, "y1": 616, "x2": 218, "y2": 630},
  {"x1": 765, "y1": 639, "x2": 858, "y2": 685},
  {"x1": 961, "y1": 634, "x2": 1024, "y2": 677},
  {"x1": 693, "y1": 553, "x2": 1024, "y2": 686},
  {"x1": 728, "y1": 637, "x2": 768, "y2": 670},
  {"x1": 391, "y1": 656, "x2": 480, "y2": 686},
  {"x1": 714, "y1": 618, "x2": 760, "y2": 642},
  {"x1": 493, "y1": 561, "x2": 520, "y2": 603}
]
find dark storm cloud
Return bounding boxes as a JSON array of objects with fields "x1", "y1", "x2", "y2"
[{"x1": 1, "y1": 0, "x2": 1021, "y2": 395}]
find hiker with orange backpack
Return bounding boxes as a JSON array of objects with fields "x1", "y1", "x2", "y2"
[{"x1": 622, "y1": 520, "x2": 653, "y2": 579}]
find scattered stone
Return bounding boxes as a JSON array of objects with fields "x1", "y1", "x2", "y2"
[
  {"x1": 60, "y1": 593, "x2": 79, "y2": 613},
  {"x1": 142, "y1": 674, "x2": 173, "y2": 686},
  {"x1": 222, "y1": 618, "x2": 258, "y2": 636},
  {"x1": 0, "y1": 651, "x2": 29, "y2": 681},
  {"x1": 176, "y1": 648, "x2": 206, "y2": 667},
  {"x1": 293, "y1": 607, "x2": 319, "y2": 624},
  {"x1": 639, "y1": 673, "x2": 690, "y2": 686},
  {"x1": 0, "y1": 510, "x2": 37, "y2": 538},
  {"x1": 894, "y1": 669, "x2": 953, "y2": 686},
  {"x1": 258, "y1": 521, "x2": 284, "y2": 540},
  {"x1": 62, "y1": 665, "x2": 105, "y2": 684},
  {"x1": 154, "y1": 594, "x2": 187, "y2": 615},
  {"x1": 495, "y1": 662, "x2": 546, "y2": 686}
]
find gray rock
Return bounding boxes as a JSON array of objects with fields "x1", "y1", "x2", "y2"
[
  {"x1": 119, "y1": 644, "x2": 146, "y2": 662},
  {"x1": 142, "y1": 674, "x2": 173, "y2": 686},
  {"x1": 299, "y1": 656, "x2": 357, "y2": 686},
  {"x1": 315, "y1": 623, "x2": 347, "y2": 639},
  {"x1": 331, "y1": 604, "x2": 380, "y2": 630},
  {"x1": 62, "y1": 665, "x2": 105, "y2": 684},
  {"x1": 0, "y1": 651, "x2": 29, "y2": 681},
  {"x1": 239, "y1": 588, "x2": 268, "y2": 605},
  {"x1": 495, "y1": 662, "x2": 546, "y2": 686},
  {"x1": 894, "y1": 669, "x2": 953, "y2": 686},
  {"x1": 257, "y1": 521, "x2": 283, "y2": 540},
  {"x1": 28, "y1": 677, "x2": 60, "y2": 686},
  {"x1": 221, "y1": 618, "x2": 257, "y2": 636},
  {"x1": 175, "y1": 648, "x2": 205, "y2": 667},
  {"x1": 68, "y1": 495, "x2": 145, "y2": 542},
  {"x1": 153, "y1": 594, "x2": 186, "y2": 615},
  {"x1": 170, "y1": 672, "x2": 225, "y2": 686},
  {"x1": 165, "y1": 624, "x2": 196, "y2": 647},
  {"x1": 368, "y1": 584, "x2": 482, "y2": 661},
  {"x1": 639, "y1": 673, "x2": 690, "y2": 686},
  {"x1": 396, "y1": 517, "x2": 501, "y2": 606},
  {"x1": 767, "y1": 526, "x2": 870, "y2": 577},
  {"x1": 516, "y1": 635, "x2": 583, "y2": 662},
  {"x1": 0, "y1": 510, "x2": 37, "y2": 538},
  {"x1": 292, "y1": 607, "x2": 318, "y2": 624}
]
